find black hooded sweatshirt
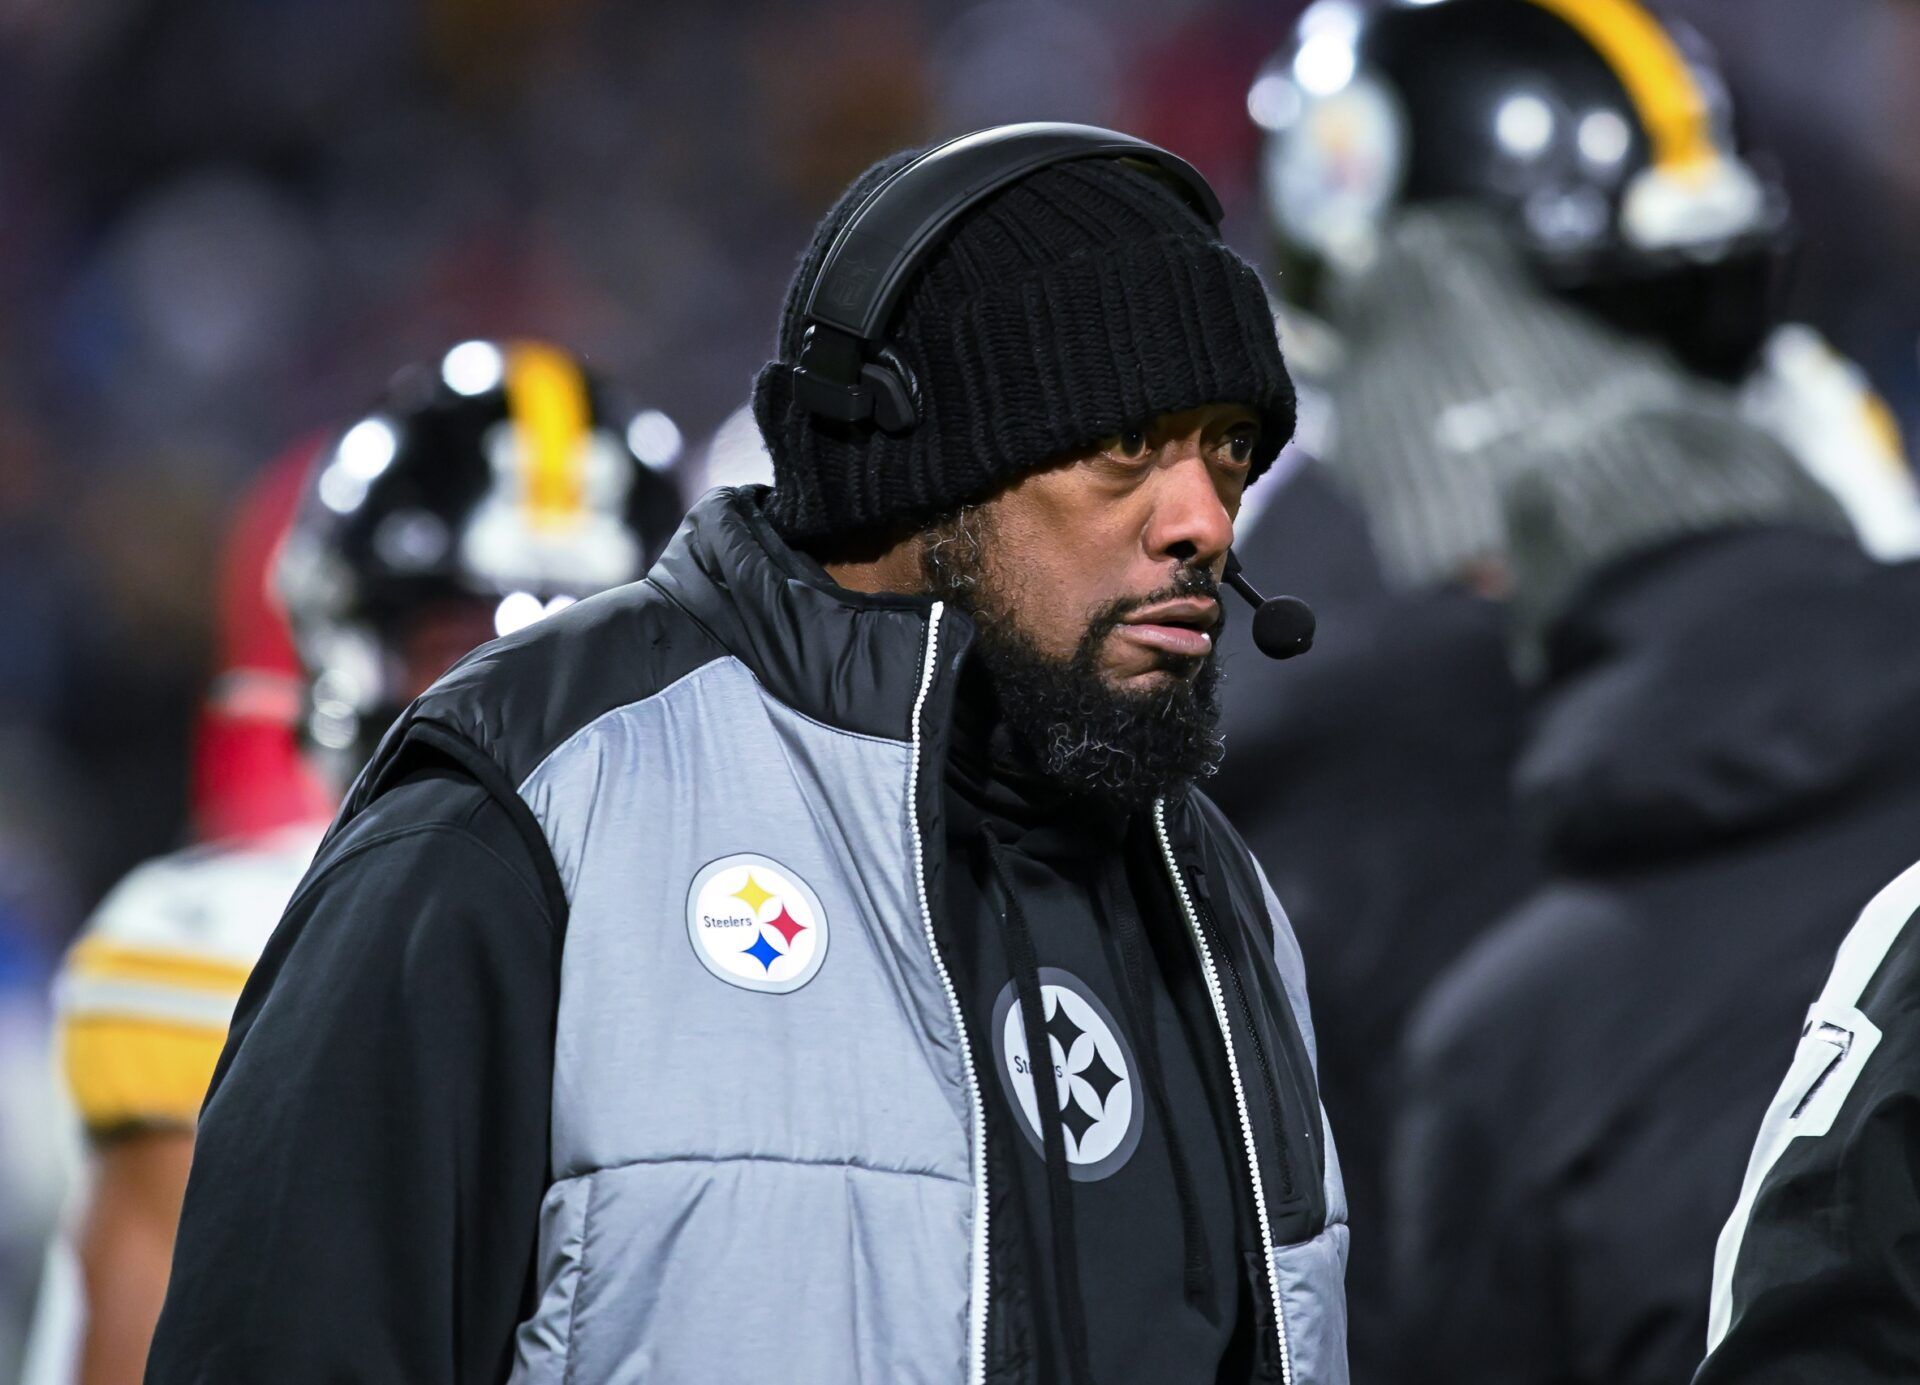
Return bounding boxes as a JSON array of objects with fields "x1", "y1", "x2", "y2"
[
  {"x1": 1389, "y1": 527, "x2": 1920, "y2": 1385},
  {"x1": 941, "y1": 668, "x2": 1263, "y2": 1383}
]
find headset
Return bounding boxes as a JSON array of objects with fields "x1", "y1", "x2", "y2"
[{"x1": 786, "y1": 121, "x2": 1314, "y2": 658}]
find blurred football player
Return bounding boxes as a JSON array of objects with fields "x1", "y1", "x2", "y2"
[
  {"x1": 25, "y1": 340, "x2": 683, "y2": 1385},
  {"x1": 1216, "y1": 3, "x2": 1920, "y2": 1381}
]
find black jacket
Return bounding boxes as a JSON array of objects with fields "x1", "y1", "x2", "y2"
[{"x1": 1390, "y1": 527, "x2": 1920, "y2": 1385}]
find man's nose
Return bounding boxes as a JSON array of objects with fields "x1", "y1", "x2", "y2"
[{"x1": 1148, "y1": 452, "x2": 1235, "y2": 571}]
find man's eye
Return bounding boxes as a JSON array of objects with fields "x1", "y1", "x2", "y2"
[
  {"x1": 1102, "y1": 428, "x2": 1150, "y2": 460},
  {"x1": 1222, "y1": 430, "x2": 1257, "y2": 466}
]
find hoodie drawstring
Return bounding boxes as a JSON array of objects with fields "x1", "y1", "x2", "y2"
[
  {"x1": 981, "y1": 826, "x2": 1094, "y2": 1385},
  {"x1": 1104, "y1": 851, "x2": 1216, "y2": 1311}
]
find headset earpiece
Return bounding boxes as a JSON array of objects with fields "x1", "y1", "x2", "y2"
[
  {"x1": 864, "y1": 347, "x2": 919, "y2": 434},
  {"x1": 791, "y1": 329, "x2": 919, "y2": 433},
  {"x1": 791, "y1": 325, "x2": 868, "y2": 424}
]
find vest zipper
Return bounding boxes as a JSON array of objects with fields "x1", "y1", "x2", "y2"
[
  {"x1": 908, "y1": 602, "x2": 989, "y2": 1385},
  {"x1": 1153, "y1": 797, "x2": 1293, "y2": 1385}
]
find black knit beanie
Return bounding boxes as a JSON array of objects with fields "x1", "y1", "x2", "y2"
[{"x1": 753, "y1": 148, "x2": 1296, "y2": 546}]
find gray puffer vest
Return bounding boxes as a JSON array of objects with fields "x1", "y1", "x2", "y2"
[{"x1": 344, "y1": 486, "x2": 1349, "y2": 1384}]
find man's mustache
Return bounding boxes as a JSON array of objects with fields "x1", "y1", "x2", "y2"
[
  {"x1": 1085, "y1": 564, "x2": 1225, "y2": 650},
  {"x1": 1121, "y1": 564, "x2": 1220, "y2": 613}
]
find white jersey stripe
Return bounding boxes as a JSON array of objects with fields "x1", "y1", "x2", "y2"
[
  {"x1": 1705, "y1": 855, "x2": 1920, "y2": 1351},
  {"x1": 53, "y1": 975, "x2": 241, "y2": 1031}
]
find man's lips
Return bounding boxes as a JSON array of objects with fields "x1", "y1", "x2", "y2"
[{"x1": 1115, "y1": 596, "x2": 1221, "y2": 659}]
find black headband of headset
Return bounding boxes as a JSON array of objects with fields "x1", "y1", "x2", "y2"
[{"x1": 790, "y1": 122, "x2": 1223, "y2": 432}]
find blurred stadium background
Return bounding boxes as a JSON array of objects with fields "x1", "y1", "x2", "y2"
[{"x1": 1, "y1": 0, "x2": 1918, "y2": 1371}]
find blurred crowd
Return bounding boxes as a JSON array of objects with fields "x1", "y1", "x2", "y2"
[{"x1": 5, "y1": 0, "x2": 1920, "y2": 1379}]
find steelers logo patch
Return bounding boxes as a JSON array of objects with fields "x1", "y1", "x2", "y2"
[
  {"x1": 685, "y1": 854, "x2": 828, "y2": 994},
  {"x1": 992, "y1": 969, "x2": 1142, "y2": 1181}
]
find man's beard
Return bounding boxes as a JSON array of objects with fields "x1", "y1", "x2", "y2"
[{"x1": 923, "y1": 505, "x2": 1226, "y2": 809}]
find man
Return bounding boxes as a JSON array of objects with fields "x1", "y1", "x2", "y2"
[
  {"x1": 31, "y1": 341, "x2": 683, "y2": 1385},
  {"x1": 147, "y1": 131, "x2": 1348, "y2": 1384},
  {"x1": 1393, "y1": 325, "x2": 1920, "y2": 1384},
  {"x1": 1697, "y1": 857, "x2": 1920, "y2": 1383}
]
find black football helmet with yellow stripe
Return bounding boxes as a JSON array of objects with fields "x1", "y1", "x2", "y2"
[
  {"x1": 1250, "y1": 0, "x2": 1789, "y2": 377},
  {"x1": 275, "y1": 339, "x2": 687, "y2": 774}
]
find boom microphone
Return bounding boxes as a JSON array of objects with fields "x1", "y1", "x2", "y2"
[{"x1": 1223, "y1": 552, "x2": 1316, "y2": 660}]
